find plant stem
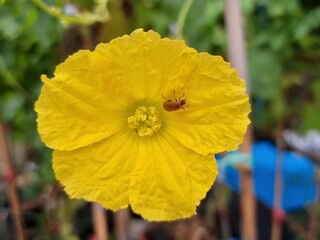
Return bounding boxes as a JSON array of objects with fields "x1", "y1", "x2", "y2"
[
  {"x1": 0, "y1": 120, "x2": 26, "y2": 240},
  {"x1": 31, "y1": 0, "x2": 109, "y2": 26},
  {"x1": 177, "y1": 0, "x2": 195, "y2": 39}
]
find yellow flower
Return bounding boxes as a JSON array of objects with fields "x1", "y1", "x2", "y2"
[{"x1": 35, "y1": 29, "x2": 250, "y2": 221}]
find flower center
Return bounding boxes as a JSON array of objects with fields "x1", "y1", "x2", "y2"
[{"x1": 128, "y1": 106, "x2": 162, "y2": 137}]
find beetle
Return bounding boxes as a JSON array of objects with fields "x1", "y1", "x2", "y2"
[{"x1": 162, "y1": 91, "x2": 187, "y2": 112}]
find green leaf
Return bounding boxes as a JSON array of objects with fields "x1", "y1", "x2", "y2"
[
  {"x1": 249, "y1": 48, "x2": 282, "y2": 99},
  {"x1": 0, "y1": 14, "x2": 21, "y2": 39}
]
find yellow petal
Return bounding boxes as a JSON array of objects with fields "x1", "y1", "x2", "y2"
[
  {"x1": 164, "y1": 53, "x2": 251, "y2": 155},
  {"x1": 95, "y1": 29, "x2": 198, "y2": 101},
  {"x1": 129, "y1": 131, "x2": 217, "y2": 221},
  {"x1": 54, "y1": 129, "x2": 217, "y2": 221},
  {"x1": 35, "y1": 50, "x2": 132, "y2": 151},
  {"x1": 55, "y1": 49, "x2": 132, "y2": 105},
  {"x1": 53, "y1": 131, "x2": 136, "y2": 210}
]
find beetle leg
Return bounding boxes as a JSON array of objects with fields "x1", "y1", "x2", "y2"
[{"x1": 173, "y1": 90, "x2": 178, "y2": 102}]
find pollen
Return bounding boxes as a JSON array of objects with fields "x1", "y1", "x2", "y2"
[{"x1": 128, "y1": 106, "x2": 162, "y2": 137}]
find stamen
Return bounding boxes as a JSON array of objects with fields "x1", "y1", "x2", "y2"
[{"x1": 128, "y1": 106, "x2": 162, "y2": 136}]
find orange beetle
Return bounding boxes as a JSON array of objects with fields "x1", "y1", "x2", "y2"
[{"x1": 162, "y1": 91, "x2": 187, "y2": 112}]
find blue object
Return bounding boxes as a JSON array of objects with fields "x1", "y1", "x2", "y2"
[{"x1": 218, "y1": 141, "x2": 317, "y2": 211}]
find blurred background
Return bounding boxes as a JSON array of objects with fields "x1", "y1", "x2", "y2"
[{"x1": 0, "y1": 0, "x2": 320, "y2": 239}]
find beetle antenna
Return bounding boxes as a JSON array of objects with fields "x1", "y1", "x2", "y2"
[
  {"x1": 162, "y1": 94, "x2": 168, "y2": 101},
  {"x1": 185, "y1": 82, "x2": 191, "y2": 99}
]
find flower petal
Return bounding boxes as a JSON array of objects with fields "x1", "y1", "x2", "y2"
[
  {"x1": 54, "y1": 130, "x2": 217, "y2": 220},
  {"x1": 129, "y1": 132, "x2": 217, "y2": 221},
  {"x1": 95, "y1": 29, "x2": 198, "y2": 101},
  {"x1": 53, "y1": 131, "x2": 136, "y2": 210},
  {"x1": 35, "y1": 50, "x2": 132, "y2": 151},
  {"x1": 164, "y1": 53, "x2": 251, "y2": 155}
]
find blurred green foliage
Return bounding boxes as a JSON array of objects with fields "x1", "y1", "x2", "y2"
[
  {"x1": 0, "y1": 0, "x2": 63, "y2": 237},
  {"x1": 1, "y1": 0, "x2": 320, "y2": 238},
  {"x1": 0, "y1": 0, "x2": 62, "y2": 140},
  {"x1": 0, "y1": 1, "x2": 63, "y2": 203}
]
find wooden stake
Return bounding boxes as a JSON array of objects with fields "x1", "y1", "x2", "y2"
[
  {"x1": 0, "y1": 120, "x2": 25, "y2": 240},
  {"x1": 271, "y1": 145, "x2": 284, "y2": 240},
  {"x1": 271, "y1": 125, "x2": 286, "y2": 240},
  {"x1": 224, "y1": 1, "x2": 256, "y2": 239},
  {"x1": 306, "y1": 168, "x2": 320, "y2": 240},
  {"x1": 114, "y1": 209, "x2": 130, "y2": 240},
  {"x1": 92, "y1": 203, "x2": 108, "y2": 240}
]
